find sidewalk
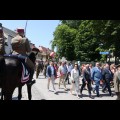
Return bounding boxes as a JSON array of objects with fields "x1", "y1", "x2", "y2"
[
  {"x1": 12, "y1": 83, "x2": 45, "y2": 100},
  {"x1": 32, "y1": 73, "x2": 117, "y2": 100}
]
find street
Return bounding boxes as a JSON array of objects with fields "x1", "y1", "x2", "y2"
[{"x1": 9, "y1": 72, "x2": 117, "y2": 100}]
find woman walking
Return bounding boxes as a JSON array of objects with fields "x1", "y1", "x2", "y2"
[{"x1": 70, "y1": 63, "x2": 81, "y2": 99}]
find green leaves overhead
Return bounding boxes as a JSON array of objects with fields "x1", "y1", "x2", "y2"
[{"x1": 52, "y1": 20, "x2": 120, "y2": 62}]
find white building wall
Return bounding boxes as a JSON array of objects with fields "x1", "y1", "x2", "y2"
[{"x1": 5, "y1": 35, "x2": 13, "y2": 54}]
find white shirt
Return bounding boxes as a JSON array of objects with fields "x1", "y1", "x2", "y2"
[
  {"x1": 59, "y1": 65, "x2": 67, "y2": 74},
  {"x1": 71, "y1": 69, "x2": 79, "y2": 80}
]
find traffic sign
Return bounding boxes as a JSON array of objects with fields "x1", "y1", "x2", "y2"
[{"x1": 99, "y1": 52, "x2": 109, "y2": 55}]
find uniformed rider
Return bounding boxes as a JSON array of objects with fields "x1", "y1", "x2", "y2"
[{"x1": 11, "y1": 28, "x2": 35, "y2": 86}]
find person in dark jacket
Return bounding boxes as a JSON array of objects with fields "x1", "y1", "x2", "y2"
[
  {"x1": 102, "y1": 63, "x2": 113, "y2": 97},
  {"x1": 43, "y1": 61, "x2": 49, "y2": 78},
  {"x1": 80, "y1": 64, "x2": 94, "y2": 99},
  {"x1": 46, "y1": 61, "x2": 57, "y2": 94}
]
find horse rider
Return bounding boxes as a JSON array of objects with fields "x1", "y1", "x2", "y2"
[
  {"x1": 11, "y1": 28, "x2": 35, "y2": 86},
  {"x1": 0, "y1": 23, "x2": 5, "y2": 56},
  {"x1": 0, "y1": 23, "x2": 5, "y2": 95}
]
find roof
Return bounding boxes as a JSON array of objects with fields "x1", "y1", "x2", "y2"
[
  {"x1": 38, "y1": 46, "x2": 54, "y2": 55},
  {"x1": 30, "y1": 43, "x2": 39, "y2": 52},
  {"x1": 39, "y1": 46, "x2": 48, "y2": 52},
  {"x1": 2, "y1": 26, "x2": 32, "y2": 43},
  {"x1": 3, "y1": 27, "x2": 17, "y2": 37}
]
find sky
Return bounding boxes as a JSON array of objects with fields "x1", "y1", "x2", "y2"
[{"x1": 0, "y1": 20, "x2": 60, "y2": 49}]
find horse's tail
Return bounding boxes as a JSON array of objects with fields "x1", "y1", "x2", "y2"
[{"x1": 0, "y1": 56, "x2": 5, "y2": 77}]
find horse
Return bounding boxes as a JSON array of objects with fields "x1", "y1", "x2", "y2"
[{"x1": 0, "y1": 51, "x2": 37, "y2": 100}]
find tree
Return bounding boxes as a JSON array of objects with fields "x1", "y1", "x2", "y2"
[
  {"x1": 52, "y1": 20, "x2": 120, "y2": 63},
  {"x1": 74, "y1": 20, "x2": 101, "y2": 61},
  {"x1": 52, "y1": 24, "x2": 77, "y2": 61},
  {"x1": 92, "y1": 20, "x2": 120, "y2": 63}
]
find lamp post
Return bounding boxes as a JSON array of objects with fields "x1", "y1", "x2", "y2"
[{"x1": 25, "y1": 20, "x2": 28, "y2": 37}]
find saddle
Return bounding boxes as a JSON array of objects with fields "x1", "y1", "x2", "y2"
[{"x1": 4, "y1": 54, "x2": 30, "y2": 83}]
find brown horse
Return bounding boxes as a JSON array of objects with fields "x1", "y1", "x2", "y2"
[{"x1": 0, "y1": 52, "x2": 37, "y2": 100}]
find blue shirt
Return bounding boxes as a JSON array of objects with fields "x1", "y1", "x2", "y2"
[
  {"x1": 60, "y1": 66, "x2": 67, "y2": 74},
  {"x1": 50, "y1": 66, "x2": 54, "y2": 75},
  {"x1": 91, "y1": 67, "x2": 102, "y2": 81},
  {"x1": 67, "y1": 65, "x2": 73, "y2": 72}
]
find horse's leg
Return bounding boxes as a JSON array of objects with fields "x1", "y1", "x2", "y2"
[
  {"x1": 18, "y1": 86, "x2": 22, "y2": 100},
  {"x1": 27, "y1": 84, "x2": 32, "y2": 100},
  {"x1": 1, "y1": 88, "x2": 4, "y2": 100},
  {"x1": 3, "y1": 87, "x2": 15, "y2": 100},
  {"x1": 4, "y1": 93, "x2": 13, "y2": 100}
]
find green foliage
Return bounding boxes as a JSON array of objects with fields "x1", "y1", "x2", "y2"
[{"x1": 52, "y1": 20, "x2": 120, "y2": 62}]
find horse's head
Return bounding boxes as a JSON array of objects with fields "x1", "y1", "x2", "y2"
[{"x1": 28, "y1": 51, "x2": 37, "y2": 64}]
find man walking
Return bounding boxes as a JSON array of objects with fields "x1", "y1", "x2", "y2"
[
  {"x1": 58, "y1": 62, "x2": 68, "y2": 91},
  {"x1": 80, "y1": 64, "x2": 94, "y2": 99},
  {"x1": 91, "y1": 62, "x2": 102, "y2": 97},
  {"x1": 102, "y1": 63, "x2": 113, "y2": 97},
  {"x1": 46, "y1": 61, "x2": 57, "y2": 94}
]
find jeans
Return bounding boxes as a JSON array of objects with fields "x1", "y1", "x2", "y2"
[
  {"x1": 93, "y1": 81, "x2": 100, "y2": 96},
  {"x1": 47, "y1": 75, "x2": 56, "y2": 91}
]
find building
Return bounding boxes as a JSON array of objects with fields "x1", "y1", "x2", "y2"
[
  {"x1": 3, "y1": 27, "x2": 17, "y2": 54},
  {"x1": 38, "y1": 46, "x2": 53, "y2": 61},
  {"x1": 2, "y1": 26, "x2": 35, "y2": 54},
  {"x1": 2, "y1": 25, "x2": 53, "y2": 62}
]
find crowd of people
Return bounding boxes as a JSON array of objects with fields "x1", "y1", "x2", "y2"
[{"x1": 36, "y1": 60, "x2": 120, "y2": 100}]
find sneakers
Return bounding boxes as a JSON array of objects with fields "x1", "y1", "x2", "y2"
[
  {"x1": 110, "y1": 94, "x2": 114, "y2": 97},
  {"x1": 77, "y1": 95, "x2": 80, "y2": 99},
  {"x1": 97, "y1": 95, "x2": 102, "y2": 97},
  {"x1": 70, "y1": 90, "x2": 73, "y2": 95},
  {"x1": 54, "y1": 90, "x2": 57, "y2": 94},
  {"x1": 89, "y1": 95, "x2": 94, "y2": 99},
  {"x1": 64, "y1": 88, "x2": 67, "y2": 91},
  {"x1": 48, "y1": 89, "x2": 50, "y2": 92},
  {"x1": 102, "y1": 90, "x2": 106, "y2": 93}
]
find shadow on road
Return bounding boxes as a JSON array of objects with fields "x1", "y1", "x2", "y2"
[{"x1": 12, "y1": 97, "x2": 18, "y2": 100}]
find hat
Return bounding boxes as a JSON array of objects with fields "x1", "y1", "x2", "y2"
[
  {"x1": 116, "y1": 64, "x2": 120, "y2": 69},
  {"x1": 16, "y1": 28, "x2": 24, "y2": 33}
]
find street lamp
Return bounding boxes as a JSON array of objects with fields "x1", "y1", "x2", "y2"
[{"x1": 25, "y1": 20, "x2": 28, "y2": 37}]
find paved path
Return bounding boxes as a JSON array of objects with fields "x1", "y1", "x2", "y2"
[
  {"x1": 30, "y1": 73, "x2": 117, "y2": 100},
  {"x1": 1, "y1": 72, "x2": 117, "y2": 100}
]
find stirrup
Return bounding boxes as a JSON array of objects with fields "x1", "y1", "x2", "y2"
[{"x1": 27, "y1": 80, "x2": 36, "y2": 86}]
